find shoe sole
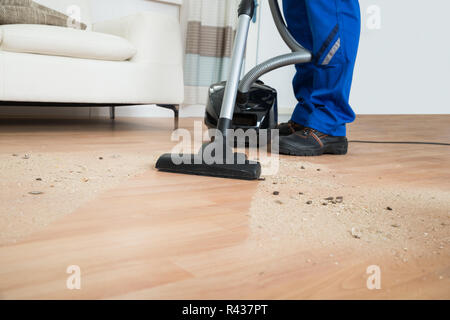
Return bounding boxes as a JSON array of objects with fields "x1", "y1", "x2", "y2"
[{"x1": 279, "y1": 141, "x2": 348, "y2": 156}]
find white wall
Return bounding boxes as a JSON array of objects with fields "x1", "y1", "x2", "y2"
[{"x1": 248, "y1": 0, "x2": 450, "y2": 115}]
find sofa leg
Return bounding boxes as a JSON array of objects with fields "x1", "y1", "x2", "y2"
[
  {"x1": 173, "y1": 105, "x2": 179, "y2": 130},
  {"x1": 157, "y1": 104, "x2": 179, "y2": 130},
  {"x1": 110, "y1": 106, "x2": 116, "y2": 120}
]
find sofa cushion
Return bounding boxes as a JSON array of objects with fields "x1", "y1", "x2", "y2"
[
  {"x1": 0, "y1": 24, "x2": 137, "y2": 61},
  {"x1": 0, "y1": 0, "x2": 87, "y2": 30}
]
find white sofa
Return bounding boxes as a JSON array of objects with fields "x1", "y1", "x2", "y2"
[{"x1": 0, "y1": 0, "x2": 184, "y2": 128}]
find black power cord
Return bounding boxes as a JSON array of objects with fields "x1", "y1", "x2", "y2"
[{"x1": 349, "y1": 140, "x2": 450, "y2": 146}]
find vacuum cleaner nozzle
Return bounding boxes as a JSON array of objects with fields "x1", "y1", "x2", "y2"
[{"x1": 155, "y1": 144, "x2": 261, "y2": 180}]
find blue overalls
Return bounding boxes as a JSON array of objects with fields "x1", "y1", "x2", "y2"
[{"x1": 282, "y1": 0, "x2": 361, "y2": 136}]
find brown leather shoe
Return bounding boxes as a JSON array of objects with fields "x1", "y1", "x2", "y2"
[{"x1": 276, "y1": 120, "x2": 304, "y2": 136}]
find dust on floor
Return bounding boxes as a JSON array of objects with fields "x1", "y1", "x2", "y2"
[
  {"x1": 1, "y1": 151, "x2": 449, "y2": 269},
  {"x1": 250, "y1": 158, "x2": 450, "y2": 264},
  {"x1": 0, "y1": 151, "x2": 158, "y2": 245}
]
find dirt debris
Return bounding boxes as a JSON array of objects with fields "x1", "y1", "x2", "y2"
[
  {"x1": 28, "y1": 191, "x2": 44, "y2": 195},
  {"x1": 351, "y1": 227, "x2": 362, "y2": 239},
  {"x1": 249, "y1": 158, "x2": 450, "y2": 261},
  {"x1": 0, "y1": 151, "x2": 159, "y2": 245}
]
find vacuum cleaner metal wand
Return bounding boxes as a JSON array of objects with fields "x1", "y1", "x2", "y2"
[{"x1": 218, "y1": 4, "x2": 254, "y2": 134}]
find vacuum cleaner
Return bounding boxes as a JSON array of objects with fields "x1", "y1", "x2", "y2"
[{"x1": 156, "y1": 0, "x2": 312, "y2": 180}]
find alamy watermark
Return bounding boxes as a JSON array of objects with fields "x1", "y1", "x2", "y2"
[
  {"x1": 366, "y1": 265, "x2": 381, "y2": 290},
  {"x1": 66, "y1": 5, "x2": 83, "y2": 30},
  {"x1": 366, "y1": 5, "x2": 382, "y2": 30},
  {"x1": 66, "y1": 265, "x2": 81, "y2": 290}
]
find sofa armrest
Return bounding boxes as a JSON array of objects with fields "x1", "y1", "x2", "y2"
[{"x1": 93, "y1": 12, "x2": 183, "y2": 65}]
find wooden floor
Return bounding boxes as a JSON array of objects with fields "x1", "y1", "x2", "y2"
[{"x1": 0, "y1": 115, "x2": 449, "y2": 300}]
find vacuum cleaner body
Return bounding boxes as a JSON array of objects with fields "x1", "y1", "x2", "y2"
[{"x1": 205, "y1": 81, "x2": 278, "y2": 134}]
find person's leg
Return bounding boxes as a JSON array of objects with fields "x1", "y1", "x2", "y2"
[
  {"x1": 282, "y1": 0, "x2": 314, "y2": 111},
  {"x1": 276, "y1": 0, "x2": 314, "y2": 136},
  {"x1": 286, "y1": 0, "x2": 361, "y2": 137}
]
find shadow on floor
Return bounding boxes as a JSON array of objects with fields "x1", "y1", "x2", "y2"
[{"x1": 0, "y1": 117, "x2": 176, "y2": 134}]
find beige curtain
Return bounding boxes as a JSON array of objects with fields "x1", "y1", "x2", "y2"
[{"x1": 183, "y1": 0, "x2": 240, "y2": 106}]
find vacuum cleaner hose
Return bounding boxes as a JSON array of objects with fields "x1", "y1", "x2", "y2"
[
  {"x1": 268, "y1": 0, "x2": 305, "y2": 53},
  {"x1": 237, "y1": 0, "x2": 312, "y2": 96},
  {"x1": 238, "y1": 51, "x2": 311, "y2": 94}
]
